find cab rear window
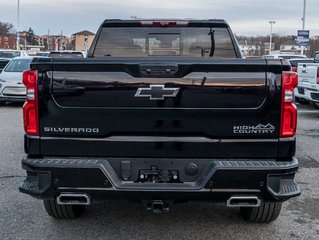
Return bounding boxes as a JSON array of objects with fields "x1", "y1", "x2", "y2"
[
  {"x1": 93, "y1": 27, "x2": 236, "y2": 58},
  {"x1": 49, "y1": 52, "x2": 84, "y2": 58},
  {"x1": 0, "y1": 51, "x2": 21, "y2": 58}
]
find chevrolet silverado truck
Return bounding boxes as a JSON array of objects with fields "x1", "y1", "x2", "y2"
[
  {"x1": 295, "y1": 51, "x2": 319, "y2": 108},
  {"x1": 19, "y1": 19, "x2": 300, "y2": 222}
]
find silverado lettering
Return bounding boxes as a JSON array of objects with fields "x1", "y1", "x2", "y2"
[{"x1": 44, "y1": 127, "x2": 100, "y2": 133}]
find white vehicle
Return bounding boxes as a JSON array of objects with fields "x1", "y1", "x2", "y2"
[
  {"x1": 0, "y1": 49, "x2": 28, "y2": 59},
  {"x1": 287, "y1": 58, "x2": 313, "y2": 73},
  {"x1": 48, "y1": 51, "x2": 87, "y2": 58},
  {"x1": 0, "y1": 57, "x2": 33, "y2": 105},
  {"x1": 295, "y1": 51, "x2": 319, "y2": 109},
  {"x1": 263, "y1": 54, "x2": 307, "y2": 60}
]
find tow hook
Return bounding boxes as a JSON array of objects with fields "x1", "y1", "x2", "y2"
[{"x1": 143, "y1": 200, "x2": 174, "y2": 213}]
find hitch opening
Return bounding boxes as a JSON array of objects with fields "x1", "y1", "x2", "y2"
[{"x1": 143, "y1": 200, "x2": 173, "y2": 213}]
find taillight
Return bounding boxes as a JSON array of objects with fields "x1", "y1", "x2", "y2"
[
  {"x1": 280, "y1": 71, "x2": 298, "y2": 138},
  {"x1": 22, "y1": 70, "x2": 39, "y2": 135},
  {"x1": 291, "y1": 66, "x2": 297, "y2": 72},
  {"x1": 140, "y1": 20, "x2": 189, "y2": 27}
]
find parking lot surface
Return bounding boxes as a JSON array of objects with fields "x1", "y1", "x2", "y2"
[{"x1": 0, "y1": 103, "x2": 319, "y2": 240}]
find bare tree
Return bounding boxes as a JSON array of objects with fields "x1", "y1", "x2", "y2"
[{"x1": 0, "y1": 22, "x2": 15, "y2": 36}]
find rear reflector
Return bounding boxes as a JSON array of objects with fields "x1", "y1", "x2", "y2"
[
  {"x1": 22, "y1": 70, "x2": 39, "y2": 135},
  {"x1": 280, "y1": 71, "x2": 298, "y2": 138}
]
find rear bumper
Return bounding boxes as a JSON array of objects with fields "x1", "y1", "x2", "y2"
[
  {"x1": 20, "y1": 156, "x2": 300, "y2": 202},
  {"x1": 0, "y1": 96, "x2": 25, "y2": 102},
  {"x1": 295, "y1": 86, "x2": 319, "y2": 102},
  {"x1": 0, "y1": 84, "x2": 26, "y2": 102}
]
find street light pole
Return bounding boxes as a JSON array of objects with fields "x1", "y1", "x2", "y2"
[
  {"x1": 301, "y1": 0, "x2": 307, "y2": 55},
  {"x1": 47, "y1": 29, "x2": 50, "y2": 51},
  {"x1": 269, "y1": 21, "x2": 276, "y2": 55},
  {"x1": 16, "y1": 0, "x2": 20, "y2": 50}
]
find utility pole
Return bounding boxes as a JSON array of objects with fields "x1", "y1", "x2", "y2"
[
  {"x1": 301, "y1": 0, "x2": 307, "y2": 55},
  {"x1": 269, "y1": 21, "x2": 276, "y2": 55},
  {"x1": 47, "y1": 29, "x2": 50, "y2": 51},
  {"x1": 84, "y1": 35, "x2": 88, "y2": 52},
  {"x1": 60, "y1": 31, "x2": 63, "y2": 50},
  {"x1": 16, "y1": 0, "x2": 20, "y2": 50}
]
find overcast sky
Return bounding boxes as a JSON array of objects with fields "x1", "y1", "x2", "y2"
[{"x1": 0, "y1": 0, "x2": 318, "y2": 36}]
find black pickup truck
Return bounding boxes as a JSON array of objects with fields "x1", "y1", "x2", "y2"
[{"x1": 19, "y1": 19, "x2": 300, "y2": 222}]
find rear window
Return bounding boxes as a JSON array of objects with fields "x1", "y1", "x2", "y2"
[
  {"x1": 280, "y1": 55, "x2": 305, "y2": 60},
  {"x1": 289, "y1": 59, "x2": 313, "y2": 67},
  {"x1": 4, "y1": 59, "x2": 31, "y2": 72},
  {"x1": 35, "y1": 52, "x2": 49, "y2": 57},
  {"x1": 263, "y1": 55, "x2": 275, "y2": 59},
  {"x1": 0, "y1": 51, "x2": 21, "y2": 58},
  {"x1": 93, "y1": 27, "x2": 236, "y2": 58},
  {"x1": 49, "y1": 52, "x2": 84, "y2": 58}
]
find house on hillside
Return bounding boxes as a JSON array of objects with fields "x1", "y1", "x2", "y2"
[{"x1": 72, "y1": 30, "x2": 95, "y2": 51}]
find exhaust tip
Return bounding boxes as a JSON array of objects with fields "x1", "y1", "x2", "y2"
[
  {"x1": 57, "y1": 193, "x2": 91, "y2": 205},
  {"x1": 227, "y1": 195, "x2": 261, "y2": 208}
]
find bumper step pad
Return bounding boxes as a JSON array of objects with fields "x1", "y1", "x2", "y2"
[
  {"x1": 267, "y1": 177, "x2": 301, "y2": 200},
  {"x1": 19, "y1": 174, "x2": 51, "y2": 196}
]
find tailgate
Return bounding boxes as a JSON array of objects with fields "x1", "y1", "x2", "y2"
[
  {"x1": 297, "y1": 63, "x2": 318, "y2": 85},
  {"x1": 37, "y1": 58, "x2": 284, "y2": 158}
]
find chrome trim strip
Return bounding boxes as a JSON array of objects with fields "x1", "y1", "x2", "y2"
[
  {"x1": 26, "y1": 135, "x2": 40, "y2": 139},
  {"x1": 211, "y1": 189, "x2": 260, "y2": 193},
  {"x1": 57, "y1": 187, "x2": 260, "y2": 193},
  {"x1": 40, "y1": 136, "x2": 278, "y2": 143},
  {"x1": 58, "y1": 187, "x2": 260, "y2": 193},
  {"x1": 221, "y1": 139, "x2": 277, "y2": 143},
  {"x1": 279, "y1": 137, "x2": 296, "y2": 142}
]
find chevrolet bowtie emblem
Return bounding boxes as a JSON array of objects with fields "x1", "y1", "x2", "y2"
[{"x1": 135, "y1": 85, "x2": 180, "y2": 100}]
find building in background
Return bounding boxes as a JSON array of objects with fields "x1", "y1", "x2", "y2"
[
  {"x1": 37, "y1": 35, "x2": 72, "y2": 51},
  {"x1": 0, "y1": 35, "x2": 16, "y2": 49},
  {"x1": 72, "y1": 30, "x2": 95, "y2": 51}
]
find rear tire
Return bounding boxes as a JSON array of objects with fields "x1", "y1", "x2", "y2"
[
  {"x1": 313, "y1": 102, "x2": 319, "y2": 109},
  {"x1": 240, "y1": 201, "x2": 282, "y2": 223},
  {"x1": 0, "y1": 101, "x2": 5, "y2": 106},
  {"x1": 43, "y1": 200, "x2": 85, "y2": 219}
]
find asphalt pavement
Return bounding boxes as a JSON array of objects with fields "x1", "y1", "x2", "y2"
[{"x1": 0, "y1": 103, "x2": 319, "y2": 240}]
